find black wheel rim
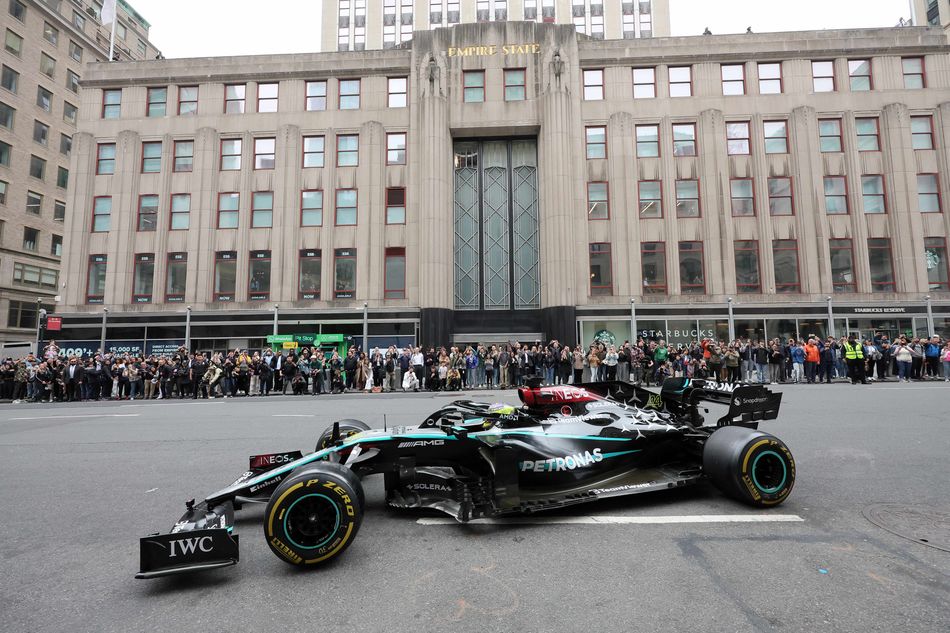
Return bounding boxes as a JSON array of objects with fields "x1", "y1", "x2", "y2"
[{"x1": 284, "y1": 493, "x2": 340, "y2": 549}]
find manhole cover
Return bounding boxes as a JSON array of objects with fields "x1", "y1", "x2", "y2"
[{"x1": 863, "y1": 503, "x2": 950, "y2": 553}]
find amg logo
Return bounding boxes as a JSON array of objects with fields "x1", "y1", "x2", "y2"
[
  {"x1": 397, "y1": 440, "x2": 445, "y2": 448},
  {"x1": 168, "y1": 536, "x2": 213, "y2": 557}
]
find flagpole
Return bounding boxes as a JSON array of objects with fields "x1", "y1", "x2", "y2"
[{"x1": 108, "y1": 15, "x2": 116, "y2": 61}]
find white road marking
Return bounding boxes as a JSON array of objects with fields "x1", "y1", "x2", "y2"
[
  {"x1": 417, "y1": 514, "x2": 804, "y2": 526},
  {"x1": 272, "y1": 414, "x2": 314, "y2": 417},
  {"x1": 7, "y1": 413, "x2": 140, "y2": 421}
]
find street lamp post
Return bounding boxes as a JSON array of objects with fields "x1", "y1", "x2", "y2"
[
  {"x1": 99, "y1": 308, "x2": 109, "y2": 354},
  {"x1": 727, "y1": 297, "x2": 735, "y2": 342},
  {"x1": 184, "y1": 306, "x2": 192, "y2": 351},
  {"x1": 826, "y1": 296, "x2": 835, "y2": 339},
  {"x1": 362, "y1": 302, "x2": 369, "y2": 353},
  {"x1": 925, "y1": 295, "x2": 934, "y2": 336},
  {"x1": 35, "y1": 297, "x2": 44, "y2": 355},
  {"x1": 629, "y1": 299, "x2": 637, "y2": 343},
  {"x1": 272, "y1": 304, "x2": 279, "y2": 336}
]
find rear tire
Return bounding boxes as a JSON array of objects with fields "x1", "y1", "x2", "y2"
[
  {"x1": 264, "y1": 462, "x2": 363, "y2": 567},
  {"x1": 703, "y1": 426, "x2": 795, "y2": 507},
  {"x1": 316, "y1": 419, "x2": 370, "y2": 453}
]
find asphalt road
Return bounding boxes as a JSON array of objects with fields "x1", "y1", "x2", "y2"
[{"x1": 1, "y1": 383, "x2": 948, "y2": 633}]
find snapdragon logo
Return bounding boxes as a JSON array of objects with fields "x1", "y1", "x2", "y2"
[{"x1": 520, "y1": 448, "x2": 603, "y2": 473}]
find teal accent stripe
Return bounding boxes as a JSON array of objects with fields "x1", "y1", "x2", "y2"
[
  {"x1": 472, "y1": 430, "x2": 634, "y2": 442},
  {"x1": 601, "y1": 449, "x2": 642, "y2": 459}
]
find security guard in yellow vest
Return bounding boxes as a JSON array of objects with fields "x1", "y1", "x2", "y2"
[{"x1": 842, "y1": 335, "x2": 868, "y2": 384}]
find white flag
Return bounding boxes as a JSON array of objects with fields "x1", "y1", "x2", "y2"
[{"x1": 100, "y1": 0, "x2": 117, "y2": 25}]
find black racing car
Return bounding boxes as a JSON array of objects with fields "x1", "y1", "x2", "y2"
[{"x1": 137, "y1": 378, "x2": 794, "y2": 579}]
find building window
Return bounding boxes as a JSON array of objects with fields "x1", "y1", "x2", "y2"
[
  {"x1": 305, "y1": 80, "x2": 327, "y2": 111},
  {"x1": 337, "y1": 134, "x2": 359, "y2": 166},
  {"x1": 726, "y1": 121, "x2": 750, "y2": 155},
  {"x1": 172, "y1": 140, "x2": 193, "y2": 172},
  {"x1": 26, "y1": 190, "x2": 41, "y2": 214},
  {"x1": 586, "y1": 126, "x2": 606, "y2": 159},
  {"x1": 504, "y1": 68, "x2": 526, "y2": 101},
  {"x1": 33, "y1": 120, "x2": 49, "y2": 145},
  {"x1": 5, "y1": 29, "x2": 22, "y2": 56},
  {"x1": 217, "y1": 192, "x2": 239, "y2": 229},
  {"x1": 63, "y1": 102, "x2": 76, "y2": 124},
  {"x1": 911, "y1": 116, "x2": 934, "y2": 150},
  {"x1": 132, "y1": 254, "x2": 154, "y2": 303},
  {"x1": 141, "y1": 141, "x2": 162, "y2": 173},
  {"x1": 334, "y1": 248, "x2": 357, "y2": 298},
  {"x1": 22, "y1": 226, "x2": 37, "y2": 251},
  {"x1": 388, "y1": 76, "x2": 407, "y2": 108},
  {"x1": 386, "y1": 187, "x2": 406, "y2": 224},
  {"x1": 862, "y1": 175, "x2": 886, "y2": 214},
  {"x1": 336, "y1": 189, "x2": 357, "y2": 225},
  {"x1": 51, "y1": 235, "x2": 62, "y2": 256},
  {"x1": 146, "y1": 87, "x2": 166, "y2": 117},
  {"x1": 257, "y1": 83, "x2": 278, "y2": 112},
  {"x1": 248, "y1": 251, "x2": 271, "y2": 300},
  {"x1": 868, "y1": 238, "x2": 895, "y2": 291},
  {"x1": 848, "y1": 59, "x2": 871, "y2": 91},
  {"x1": 812, "y1": 61, "x2": 835, "y2": 92},
  {"x1": 177, "y1": 86, "x2": 198, "y2": 115},
  {"x1": 301, "y1": 190, "x2": 323, "y2": 226},
  {"x1": 383, "y1": 132, "x2": 406, "y2": 165},
  {"x1": 92, "y1": 197, "x2": 111, "y2": 231},
  {"x1": 641, "y1": 242, "x2": 666, "y2": 294},
  {"x1": 855, "y1": 118, "x2": 880, "y2": 151},
  {"x1": 730, "y1": 179, "x2": 755, "y2": 216},
  {"x1": 298, "y1": 249, "x2": 321, "y2": 299},
  {"x1": 37, "y1": 87, "x2": 52, "y2": 112},
  {"x1": 136, "y1": 195, "x2": 158, "y2": 231},
  {"x1": 0, "y1": 140, "x2": 9, "y2": 165},
  {"x1": 165, "y1": 253, "x2": 187, "y2": 302},
  {"x1": 8, "y1": 1, "x2": 25, "y2": 21},
  {"x1": 339, "y1": 79, "x2": 360, "y2": 109},
  {"x1": 763, "y1": 120, "x2": 788, "y2": 154},
  {"x1": 925, "y1": 237, "x2": 950, "y2": 290},
  {"x1": 254, "y1": 137, "x2": 276, "y2": 169},
  {"x1": 734, "y1": 240, "x2": 760, "y2": 293},
  {"x1": 225, "y1": 84, "x2": 245, "y2": 113},
  {"x1": 672, "y1": 123, "x2": 696, "y2": 156},
  {"x1": 587, "y1": 182, "x2": 609, "y2": 219},
  {"x1": 638, "y1": 180, "x2": 662, "y2": 218},
  {"x1": 0, "y1": 102, "x2": 12, "y2": 130},
  {"x1": 819, "y1": 119, "x2": 842, "y2": 152},
  {"x1": 679, "y1": 241, "x2": 705, "y2": 294},
  {"x1": 220, "y1": 139, "x2": 241, "y2": 170},
  {"x1": 102, "y1": 89, "x2": 121, "y2": 118},
  {"x1": 303, "y1": 136, "x2": 325, "y2": 168},
  {"x1": 633, "y1": 67, "x2": 655, "y2": 99},
  {"x1": 251, "y1": 191, "x2": 273, "y2": 228},
  {"x1": 384, "y1": 247, "x2": 406, "y2": 299},
  {"x1": 65, "y1": 70, "x2": 80, "y2": 93},
  {"x1": 758, "y1": 62, "x2": 782, "y2": 94},
  {"x1": 823, "y1": 176, "x2": 848, "y2": 215},
  {"x1": 53, "y1": 200, "x2": 64, "y2": 221},
  {"x1": 583, "y1": 69, "x2": 604, "y2": 100},
  {"x1": 213, "y1": 251, "x2": 237, "y2": 301},
  {"x1": 589, "y1": 243, "x2": 612, "y2": 296},
  {"x1": 56, "y1": 166, "x2": 68, "y2": 189},
  {"x1": 668, "y1": 66, "x2": 691, "y2": 97},
  {"x1": 7, "y1": 299, "x2": 37, "y2": 329},
  {"x1": 675, "y1": 180, "x2": 700, "y2": 218},
  {"x1": 1, "y1": 65, "x2": 18, "y2": 92},
  {"x1": 721, "y1": 64, "x2": 745, "y2": 95},
  {"x1": 0, "y1": 180, "x2": 6, "y2": 204},
  {"x1": 767, "y1": 177, "x2": 793, "y2": 216},
  {"x1": 69, "y1": 41, "x2": 82, "y2": 62},
  {"x1": 29, "y1": 155, "x2": 46, "y2": 180},
  {"x1": 60, "y1": 134, "x2": 71, "y2": 156},
  {"x1": 636, "y1": 124, "x2": 659, "y2": 157},
  {"x1": 86, "y1": 255, "x2": 107, "y2": 303},
  {"x1": 170, "y1": 193, "x2": 190, "y2": 230},
  {"x1": 463, "y1": 70, "x2": 485, "y2": 103},
  {"x1": 42, "y1": 21, "x2": 58, "y2": 45},
  {"x1": 74, "y1": 10, "x2": 86, "y2": 30},
  {"x1": 829, "y1": 239, "x2": 856, "y2": 293},
  {"x1": 902, "y1": 57, "x2": 925, "y2": 89},
  {"x1": 772, "y1": 240, "x2": 800, "y2": 293},
  {"x1": 918, "y1": 174, "x2": 941, "y2": 213}
]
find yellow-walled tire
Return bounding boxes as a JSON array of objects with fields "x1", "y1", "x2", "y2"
[
  {"x1": 703, "y1": 426, "x2": 795, "y2": 507},
  {"x1": 264, "y1": 462, "x2": 363, "y2": 567}
]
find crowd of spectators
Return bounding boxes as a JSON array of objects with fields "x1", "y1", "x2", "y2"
[{"x1": 1, "y1": 334, "x2": 948, "y2": 403}]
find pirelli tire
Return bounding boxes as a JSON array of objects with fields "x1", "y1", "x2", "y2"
[
  {"x1": 264, "y1": 462, "x2": 364, "y2": 568},
  {"x1": 316, "y1": 419, "x2": 371, "y2": 453},
  {"x1": 702, "y1": 426, "x2": 795, "y2": 508}
]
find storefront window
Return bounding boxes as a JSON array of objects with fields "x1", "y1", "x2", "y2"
[
  {"x1": 636, "y1": 320, "x2": 667, "y2": 343},
  {"x1": 734, "y1": 319, "x2": 765, "y2": 343},
  {"x1": 765, "y1": 318, "x2": 797, "y2": 342},
  {"x1": 580, "y1": 321, "x2": 632, "y2": 347}
]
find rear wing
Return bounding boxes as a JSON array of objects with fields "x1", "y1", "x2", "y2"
[{"x1": 659, "y1": 377, "x2": 782, "y2": 428}]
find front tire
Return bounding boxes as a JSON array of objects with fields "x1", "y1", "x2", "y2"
[
  {"x1": 264, "y1": 462, "x2": 364, "y2": 567},
  {"x1": 703, "y1": 426, "x2": 795, "y2": 507}
]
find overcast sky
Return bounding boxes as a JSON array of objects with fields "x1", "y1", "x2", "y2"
[{"x1": 131, "y1": 0, "x2": 916, "y2": 59}]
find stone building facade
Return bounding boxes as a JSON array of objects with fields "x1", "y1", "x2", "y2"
[{"x1": 55, "y1": 21, "x2": 950, "y2": 353}]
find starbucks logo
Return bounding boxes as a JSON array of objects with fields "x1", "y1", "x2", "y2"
[{"x1": 593, "y1": 329, "x2": 616, "y2": 345}]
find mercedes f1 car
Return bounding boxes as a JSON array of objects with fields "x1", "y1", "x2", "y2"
[{"x1": 137, "y1": 378, "x2": 794, "y2": 579}]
